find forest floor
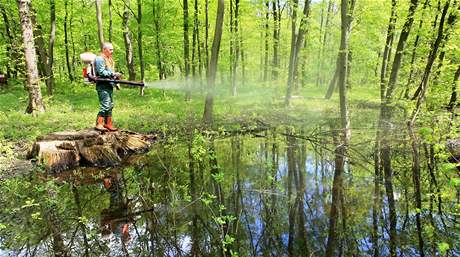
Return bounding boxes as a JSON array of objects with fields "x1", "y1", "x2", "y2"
[{"x1": 0, "y1": 80, "x2": 381, "y2": 174}]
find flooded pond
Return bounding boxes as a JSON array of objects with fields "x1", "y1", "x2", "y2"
[{"x1": 0, "y1": 127, "x2": 459, "y2": 256}]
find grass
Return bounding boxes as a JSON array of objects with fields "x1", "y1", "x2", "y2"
[{"x1": 0, "y1": 79, "x2": 382, "y2": 151}]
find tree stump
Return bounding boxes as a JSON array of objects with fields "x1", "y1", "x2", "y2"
[
  {"x1": 28, "y1": 129, "x2": 156, "y2": 173},
  {"x1": 447, "y1": 139, "x2": 460, "y2": 163}
]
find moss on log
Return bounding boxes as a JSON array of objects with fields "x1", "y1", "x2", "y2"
[{"x1": 28, "y1": 129, "x2": 156, "y2": 173}]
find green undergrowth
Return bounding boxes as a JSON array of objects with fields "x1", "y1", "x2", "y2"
[{"x1": 0, "y1": 80, "x2": 381, "y2": 150}]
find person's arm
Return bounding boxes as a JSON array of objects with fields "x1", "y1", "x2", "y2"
[{"x1": 95, "y1": 56, "x2": 113, "y2": 78}]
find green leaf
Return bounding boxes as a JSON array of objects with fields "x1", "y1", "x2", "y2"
[{"x1": 438, "y1": 242, "x2": 450, "y2": 254}]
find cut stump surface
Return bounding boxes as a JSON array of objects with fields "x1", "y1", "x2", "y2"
[{"x1": 28, "y1": 129, "x2": 156, "y2": 173}]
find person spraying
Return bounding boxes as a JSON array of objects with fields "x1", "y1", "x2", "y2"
[{"x1": 94, "y1": 42, "x2": 122, "y2": 132}]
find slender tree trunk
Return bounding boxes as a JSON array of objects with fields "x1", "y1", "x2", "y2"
[
  {"x1": 448, "y1": 64, "x2": 460, "y2": 109},
  {"x1": 109, "y1": 0, "x2": 113, "y2": 42},
  {"x1": 122, "y1": 0, "x2": 136, "y2": 81},
  {"x1": 372, "y1": 136, "x2": 381, "y2": 257},
  {"x1": 152, "y1": 0, "x2": 164, "y2": 80},
  {"x1": 408, "y1": 4, "x2": 457, "y2": 255},
  {"x1": 263, "y1": 0, "x2": 270, "y2": 82},
  {"x1": 325, "y1": 132, "x2": 345, "y2": 257},
  {"x1": 64, "y1": 0, "x2": 74, "y2": 82},
  {"x1": 286, "y1": 134, "x2": 297, "y2": 256},
  {"x1": 17, "y1": 0, "x2": 45, "y2": 115},
  {"x1": 30, "y1": 9, "x2": 51, "y2": 94},
  {"x1": 272, "y1": 0, "x2": 281, "y2": 80},
  {"x1": 203, "y1": 0, "x2": 224, "y2": 124},
  {"x1": 380, "y1": 1, "x2": 420, "y2": 256},
  {"x1": 72, "y1": 185, "x2": 90, "y2": 257},
  {"x1": 80, "y1": 0, "x2": 89, "y2": 51},
  {"x1": 380, "y1": 0, "x2": 397, "y2": 101},
  {"x1": 316, "y1": 0, "x2": 325, "y2": 87},
  {"x1": 323, "y1": 0, "x2": 354, "y2": 100},
  {"x1": 70, "y1": 0, "x2": 77, "y2": 77},
  {"x1": 184, "y1": 0, "x2": 191, "y2": 100},
  {"x1": 324, "y1": 57, "x2": 339, "y2": 99},
  {"x1": 285, "y1": 0, "x2": 312, "y2": 106},
  {"x1": 47, "y1": 0, "x2": 56, "y2": 94},
  {"x1": 325, "y1": 1, "x2": 354, "y2": 255},
  {"x1": 231, "y1": 0, "x2": 239, "y2": 96},
  {"x1": 403, "y1": 0, "x2": 430, "y2": 99},
  {"x1": 192, "y1": 0, "x2": 199, "y2": 77},
  {"x1": 137, "y1": 0, "x2": 145, "y2": 95},
  {"x1": 316, "y1": 0, "x2": 333, "y2": 86},
  {"x1": 95, "y1": 0, "x2": 104, "y2": 50},
  {"x1": 412, "y1": 1, "x2": 458, "y2": 99},
  {"x1": 205, "y1": 0, "x2": 209, "y2": 71},
  {"x1": 0, "y1": 1, "x2": 20, "y2": 78}
]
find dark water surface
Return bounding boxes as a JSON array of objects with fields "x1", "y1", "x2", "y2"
[{"x1": 0, "y1": 128, "x2": 459, "y2": 256}]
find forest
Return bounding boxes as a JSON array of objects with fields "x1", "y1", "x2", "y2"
[{"x1": 0, "y1": 0, "x2": 459, "y2": 256}]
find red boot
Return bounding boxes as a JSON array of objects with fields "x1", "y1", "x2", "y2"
[
  {"x1": 104, "y1": 116, "x2": 118, "y2": 131},
  {"x1": 95, "y1": 115, "x2": 108, "y2": 131}
]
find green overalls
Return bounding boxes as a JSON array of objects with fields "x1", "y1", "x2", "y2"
[{"x1": 95, "y1": 55, "x2": 115, "y2": 117}]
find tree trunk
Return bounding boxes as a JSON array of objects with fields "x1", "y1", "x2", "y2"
[
  {"x1": 285, "y1": 0, "x2": 312, "y2": 106},
  {"x1": 95, "y1": 0, "x2": 104, "y2": 50},
  {"x1": 317, "y1": 0, "x2": 325, "y2": 84},
  {"x1": 17, "y1": 0, "x2": 45, "y2": 115},
  {"x1": 192, "y1": 0, "x2": 200, "y2": 78},
  {"x1": 324, "y1": 57, "x2": 338, "y2": 99},
  {"x1": 203, "y1": 0, "x2": 224, "y2": 124},
  {"x1": 325, "y1": 0, "x2": 354, "y2": 255},
  {"x1": 380, "y1": 1, "x2": 420, "y2": 256},
  {"x1": 72, "y1": 185, "x2": 90, "y2": 257},
  {"x1": 231, "y1": 0, "x2": 239, "y2": 96},
  {"x1": 30, "y1": 9, "x2": 52, "y2": 95},
  {"x1": 47, "y1": 0, "x2": 56, "y2": 94},
  {"x1": 271, "y1": 0, "x2": 281, "y2": 80},
  {"x1": 122, "y1": 0, "x2": 136, "y2": 81},
  {"x1": 64, "y1": 0, "x2": 74, "y2": 82},
  {"x1": 323, "y1": 0, "x2": 354, "y2": 100},
  {"x1": 380, "y1": 0, "x2": 397, "y2": 101},
  {"x1": 183, "y1": 0, "x2": 191, "y2": 100},
  {"x1": 205, "y1": 0, "x2": 209, "y2": 71},
  {"x1": 325, "y1": 132, "x2": 345, "y2": 257},
  {"x1": 0, "y1": 1, "x2": 20, "y2": 78},
  {"x1": 137, "y1": 0, "x2": 145, "y2": 95},
  {"x1": 448, "y1": 64, "x2": 460, "y2": 109},
  {"x1": 403, "y1": 0, "x2": 430, "y2": 99},
  {"x1": 152, "y1": 0, "x2": 164, "y2": 80},
  {"x1": 109, "y1": 0, "x2": 113, "y2": 42},
  {"x1": 408, "y1": 4, "x2": 457, "y2": 254},
  {"x1": 372, "y1": 136, "x2": 381, "y2": 257},
  {"x1": 80, "y1": 0, "x2": 89, "y2": 51},
  {"x1": 70, "y1": 0, "x2": 77, "y2": 77},
  {"x1": 412, "y1": 1, "x2": 458, "y2": 100},
  {"x1": 316, "y1": 0, "x2": 333, "y2": 86},
  {"x1": 286, "y1": 134, "x2": 296, "y2": 256},
  {"x1": 263, "y1": 0, "x2": 270, "y2": 82}
]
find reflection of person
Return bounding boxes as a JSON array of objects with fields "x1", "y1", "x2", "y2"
[
  {"x1": 100, "y1": 174, "x2": 132, "y2": 243},
  {"x1": 94, "y1": 42, "x2": 122, "y2": 132}
]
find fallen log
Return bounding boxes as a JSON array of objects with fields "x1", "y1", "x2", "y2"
[{"x1": 28, "y1": 129, "x2": 156, "y2": 173}]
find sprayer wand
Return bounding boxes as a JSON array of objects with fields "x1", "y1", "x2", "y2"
[{"x1": 87, "y1": 74, "x2": 145, "y2": 87}]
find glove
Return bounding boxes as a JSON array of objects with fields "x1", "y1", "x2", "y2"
[{"x1": 112, "y1": 72, "x2": 122, "y2": 80}]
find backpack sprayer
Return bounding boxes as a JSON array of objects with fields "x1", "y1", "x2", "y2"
[{"x1": 80, "y1": 52, "x2": 145, "y2": 88}]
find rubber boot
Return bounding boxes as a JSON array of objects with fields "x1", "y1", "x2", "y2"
[
  {"x1": 104, "y1": 116, "x2": 118, "y2": 131},
  {"x1": 95, "y1": 115, "x2": 108, "y2": 131}
]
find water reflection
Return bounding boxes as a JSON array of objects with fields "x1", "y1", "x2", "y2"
[{"x1": 0, "y1": 128, "x2": 459, "y2": 256}]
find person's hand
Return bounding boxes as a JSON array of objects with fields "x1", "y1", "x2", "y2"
[
  {"x1": 113, "y1": 72, "x2": 122, "y2": 80},
  {"x1": 115, "y1": 84, "x2": 121, "y2": 90}
]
